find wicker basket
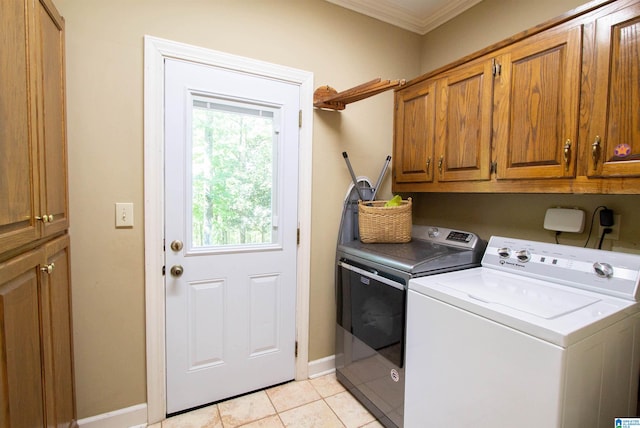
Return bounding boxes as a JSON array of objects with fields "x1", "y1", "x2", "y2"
[{"x1": 358, "y1": 197, "x2": 412, "y2": 243}]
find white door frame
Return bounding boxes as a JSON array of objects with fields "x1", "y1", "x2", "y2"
[{"x1": 143, "y1": 35, "x2": 313, "y2": 423}]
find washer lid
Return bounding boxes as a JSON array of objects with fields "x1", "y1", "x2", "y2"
[
  {"x1": 447, "y1": 272, "x2": 599, "y2": 319},
  {"x1": 409, "y1": 268, "x2": 638, "y2": 347}
]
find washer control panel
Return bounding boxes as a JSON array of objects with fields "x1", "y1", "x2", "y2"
[{"x1": 483, "y1": 236, "x2": 640, "y2": 301}]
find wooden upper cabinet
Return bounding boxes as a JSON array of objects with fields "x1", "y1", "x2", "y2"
[
  {"x1": 393, "y1": 0, "x2": 640, "y2": 194},
  {"x1": 394, "y1": 80, "x2": 437, "y2": 183},
  {"x1": 0, "y1": 0, "x2": 40, "y2": 253},
  {"x1": 36, "y1": 0, "x2": 69, "y2": 238},
  {"x1": 435, "y1": 59, "x2": 494, "y2": 182},
  {"x1": 493, "y1": 26, "x2": 582, "y2": 180},
  {"x1": 584, "y1": 1, "x2": 640, "y2": 178}
]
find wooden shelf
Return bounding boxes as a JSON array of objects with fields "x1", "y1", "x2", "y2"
[{"x1": 313, "y1": 78, "x2": 405, "y2": 110}]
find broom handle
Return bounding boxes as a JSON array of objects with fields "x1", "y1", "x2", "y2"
[{"x1": 371, "y1": 155, "x2": 391, "y2": 201}]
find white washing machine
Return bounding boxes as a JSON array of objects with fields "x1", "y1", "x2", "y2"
[{"x1": 405, "y1": 236, "x2": 640, "y2": 428}]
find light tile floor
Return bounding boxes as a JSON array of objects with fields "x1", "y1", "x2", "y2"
[{"x1": 151, "y1": 373, "x2": 384, "y2": 428}]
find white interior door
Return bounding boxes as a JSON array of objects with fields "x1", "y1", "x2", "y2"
[{"x1": 164, "y1": 58, "x2": 300, "y2": 414}]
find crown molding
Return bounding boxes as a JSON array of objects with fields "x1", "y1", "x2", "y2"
[{"x1": 326, "y1": 0, "x2": 483, "y2": 35}]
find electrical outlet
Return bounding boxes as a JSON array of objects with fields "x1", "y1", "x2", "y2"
[{"x1": 599, "y1": 214, "x2": 621, "y2": 240}]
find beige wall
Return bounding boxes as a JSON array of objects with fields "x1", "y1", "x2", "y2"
[
  {"x1": 54, "y1": 0, "x2": 640, "y2": 420},
  {"x1": 412, "y1": 194, "x2": 640, "y2": 253},
  {"x1": 55, "y1": 0, "x2": 421, "y2": 418},
  {"x1": 419, "y1": 0, "x2": 588, "y2": 74}
]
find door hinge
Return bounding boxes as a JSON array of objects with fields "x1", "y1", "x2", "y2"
[
  {"x1": 297, "y1": 227, "x2": 300, "y2": 245},
  {"x1": 492, "y1": 59, "x2": 502, "y2": 76},
  {"x1": 295, "y1": 341, "x2": 298, "y2": 357},
  {"x1": 162, "y1": 265, "x2": 166, "y2": 276},
  {"x1": 298, "y1": 110, "x2": 302, "y2": 128}
]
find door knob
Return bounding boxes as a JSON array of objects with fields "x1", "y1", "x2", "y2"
[{"x1": 170, "y1": 265, "x2": 184, "y2": 277}]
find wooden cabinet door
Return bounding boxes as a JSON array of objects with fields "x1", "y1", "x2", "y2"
[
  {"x1": 41, "y1": 234, "x2": 76, "y2": 427},
  {"x1": 0, "y1": 0, "x2": 41, "y2": 253},
  {"x1": 435, "y1": 59, "x2": 493, "y2": 182},
  {"x1": 36, "y1": 0, "x2": 69, "y2": 238},
  {"x1": 494, "y1": 26, "x2": 582, "y2": 180},
  {"x1": 393, "y1": 80, "x2": 436, "y2": 183},
  {"x1": 585, "y1": 2, "x2": 640, "y2": 177},
  {"x1": 0, "y1": 250, "x2": 46, "y2": 427}
]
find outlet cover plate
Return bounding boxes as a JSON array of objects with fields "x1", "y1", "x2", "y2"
[{"x1": 599, "y1": 214, "x2": 621, "y2": 240}]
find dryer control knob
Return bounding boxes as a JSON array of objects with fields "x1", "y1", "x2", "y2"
[
  {"x1": 497, "y1": 247, "x2": 511, "y2": 258},
  {"x1": 428, "y1": 227, "x2": 440, "y2": 238},
  {"x1": 593, "y1": 262, "x2": 614, "y2": 278},
  {"x1": 515, "y1": 249, "x2": 531, "y2": 263}
]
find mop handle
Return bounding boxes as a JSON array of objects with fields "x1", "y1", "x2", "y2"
[{"x1": 342, "y1": 152, "x2": 365, "y2": 200}]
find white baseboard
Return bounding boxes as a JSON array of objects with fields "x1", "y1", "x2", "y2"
[
  {"x1": 308, "y1": 354, "x2": 335, "y2": 378},
  {"x1": 76, "y1": 356, "x2": 335, "y2": 427},
  {"x1": 77, "y1": 403, "x2": 147, "y2": 428}
]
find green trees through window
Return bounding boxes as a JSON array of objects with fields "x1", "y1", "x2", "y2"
[{"x1": 191, "y1": 100, "x2": 275, "y2": 247}]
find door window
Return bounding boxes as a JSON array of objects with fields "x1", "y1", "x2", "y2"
[{"x1": 190, "y1": 96, "x2": 280, "y2": 251}]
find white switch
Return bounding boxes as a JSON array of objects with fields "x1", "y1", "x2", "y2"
[{"x1": 115, "y1": 203, "x2": 134, "y2": 228}]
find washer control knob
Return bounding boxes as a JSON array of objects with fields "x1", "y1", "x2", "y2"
[
  {"x1": 497, "y1": 247, "x2": 511, "y2": 258},
  {"x1": 428, "y1": 227, "x2": 440, "y2": 238},
  {"x1": 593, "y1": 262, "x2": 614, "y2": 278},
  {"x1": 515, "y1": 249, "x2": 531, "y2": 263}
]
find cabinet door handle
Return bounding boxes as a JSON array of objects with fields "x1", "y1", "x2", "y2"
[
  {"x1": 592, "y1": 136, "x2": 601, "y2": 168},
  {"x1": 563, "y1": 140, "x2": 571, "y2": 171},
  {"x1": 41, "y1": 263, "x2": 55, "y2": 274},
  {"x1": 438, "y1": 156, "x2": 444, "y2": 173},
  {"x1": 36, "y1": 214, "x2": 49, "y2": 223},
  {"x1": 426, "y1": 157, "x2": 431, "y2": 174}
]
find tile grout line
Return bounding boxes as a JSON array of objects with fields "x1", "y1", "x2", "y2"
[
  {"x1": 162, "y1": 375, "x2": 376, "y2": 427},
  {"x1": 263, "y1": 386, "x2": 286, "y2": 427},
  {"x1": 308, "y1": 381, "x2": 349, "y2": 428},
  {"x1": 263, "y1": 379, "x2": 350, "y2": 427}
]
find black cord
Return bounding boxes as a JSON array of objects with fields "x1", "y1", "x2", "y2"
[
  {"x1": 583, "y1": 205, "x2": 608, "y2": 248},
  {"x1": 597, "y1": 228, "x2": 612, "y2": 249},
  {"x1": 554, "y1": 231, "x2": 561, "y2": 244}
]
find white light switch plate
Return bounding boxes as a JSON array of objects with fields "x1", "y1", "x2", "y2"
[{"x1": 115, "y1": 203, "x2": 134, "y2": 228}]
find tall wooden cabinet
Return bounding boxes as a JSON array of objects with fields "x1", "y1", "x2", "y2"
[
  {"x1": 0, "y1": 0, "x2": 75, "y2": 426},
  {"x1": 36, "y1": 0, "x2": 69, "y2": 240},
  {"x1": 0, "y1": 0, "x2": 40, "y2": 252},
  {"x1": 393, "y1": 0, "x2": 640, "y2": 194},
  {"x1": 0, "y1": 0, "x2": 68, "y2": 253},
  {"x1": 0, "y1": 250, "x2": 45, "y2": 427},
  {"x1": 41, "y1": 235, "x2": 75, "y2": 427}
]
